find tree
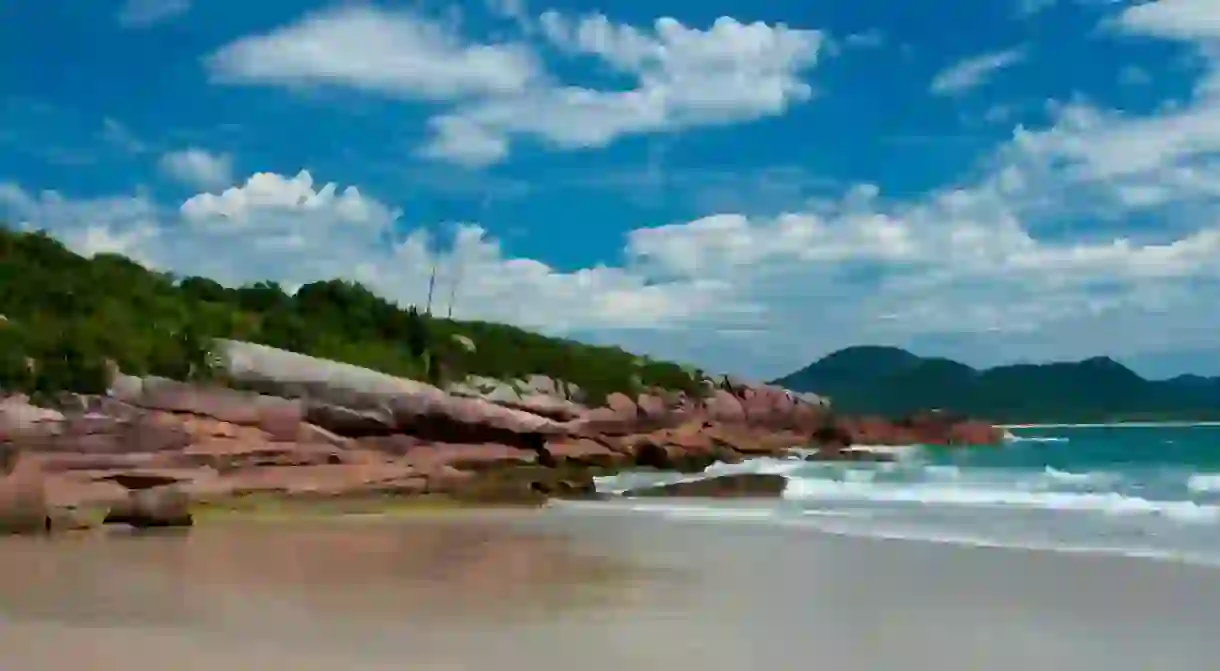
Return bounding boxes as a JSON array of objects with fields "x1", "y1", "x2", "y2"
[{"x1": 0, "y1": 223, "x2": 706, "y2": 400}]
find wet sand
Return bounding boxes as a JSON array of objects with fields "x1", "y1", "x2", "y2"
[{"x1": 3, "y1": 504, "x2": 1220, "y2": 669}]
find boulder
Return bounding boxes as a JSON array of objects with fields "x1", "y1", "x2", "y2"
[
  {"x1": 175, "y1": 438, "x2": 345, "y2": 471},
  {"x1": 541, "y1": 437, "x2": 627, "y2": 468},
  {"x1": 305, "y1": 400, "x2": 395, "y2": 437},
  {"x1": 103, "y1": 485, "x2": 193, "y2": 528},
  {"x1": 0, "y1": 395, "x2": 64, "y2": 441},
  {"x1": 615, "y1": 422, "x2": 741, "y2": 473},
  {"x1": 355, "y1": 434, "x2": 423, "y2": 457},
  {"x1": 400, "y1": 442, "x2": 539, "y2": 472},
  {"x1": 115, "y1": 376, "x2": 304, "y2": 437},
  {"x1": 704, "y1": 390, "x2": 746, "y2": 424},
  {"x1": 634, "y1": 393, "x2": 670, "y2": 425},
  {"x1": 217, "y1": 338, "x2": 438, "y2": 403},
  {"x1": 605, "y1": 392, "x2": 638, "y2": 418},
  {"x1": 197, "y1": 462, "x2": 423, "y2": 499},
  {"x1": 568, "y1": 406, "x2": 639, "y2": 436},
  {"x1": 36, "y1": 452, "x2": 156, "y2": 473},
  {"x1": 622, "y1": 473, "x2": 788, "y2": 498},
  {"x1": 387, "y1": 393, "x2": 564, "y2": 448}
]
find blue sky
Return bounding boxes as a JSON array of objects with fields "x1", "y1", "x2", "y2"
[{"x1": 2, "y1": 0, "x2": 1220, "y2": 380}]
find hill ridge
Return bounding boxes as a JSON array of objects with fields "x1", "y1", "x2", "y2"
[{"x1": 773, "y1": 345, "x2": 1220, "y2": 423}]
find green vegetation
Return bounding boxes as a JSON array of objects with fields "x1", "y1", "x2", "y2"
[
  {"x1": 0, "y1": 225, "x2": 703, "y2": 403},
  {"x1": 774, "y1": 345, "x2": 1220, "y2": 423}
]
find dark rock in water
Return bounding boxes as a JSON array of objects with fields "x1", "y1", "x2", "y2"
[
  {"x1": 803, "y1": 448, "x2": 896, "y2": 463},
  {"x1": 103, "y1": 485, "x2": 193, "y2": 528},
  {"x1": 622, "y1": 473, "x2": 787, "y2": 498}
]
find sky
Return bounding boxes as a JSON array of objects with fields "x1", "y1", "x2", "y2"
[{"x1": 2, "y1": 0, "x2": 1219, "y2": 380}]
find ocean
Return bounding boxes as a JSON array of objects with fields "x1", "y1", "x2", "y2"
[{"x1": 587, "y1": 424, "x2": 1220, "y2": 566}]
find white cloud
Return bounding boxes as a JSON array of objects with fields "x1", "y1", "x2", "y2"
[
  {"x1": 159, "y1": 148, "x2": 234, "y2": 190},
  {"x1": 0, "y1": 171, "x2": 727, "y2": 335},
  {"x1": 10, "y1": 1, "x2": 1220, "y2": 376},
  {"x1": 5, "y1": 145, "x2": 1220, "y2": 377},
  {"x1": 425, "y1": 13, "x2": 824, "y2": 164},
  {"x1": 205, "y1": 5, "x2": 542, "y2": 100},
  {"x1": 207, "y1": 6, "x2": 825, "y2": 166},
  {"x1": 117, "y1": 0, "x2": 190, "y2": 28},
  {"x1": 1110, "y1": 0, "x2": 1220, "y2": 42},
  {"x1": 930, "y1": 46, "x2": 1027, "y2": 96}
]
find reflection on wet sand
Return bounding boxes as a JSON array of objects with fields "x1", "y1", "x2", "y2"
[{"x1": 0, "y1": 512, "x2": 668, "y2": 631}]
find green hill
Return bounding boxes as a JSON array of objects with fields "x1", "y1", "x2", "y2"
[
  {"x1": 0, "y1": 226, "x2": 703, "y2": 403},
  {"x1": 773, "y1": 346, "x2": 1220, "y2": 423}
]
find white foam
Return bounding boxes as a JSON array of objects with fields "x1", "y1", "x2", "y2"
[
  {"x1": 782, "y1": 477, "x2": 1220, "y2": 524},
  {"x1": 842, "y1": 469, "x2": 877, "y2": 483},
  {"x1": 844, "y1": 444, "x2": 922, "y2": 456},
  {"x1": 595, "y1": 456, "x2": 804, "y2": 495},
  {"x1": 1040, "y1": 466, "x2": 1119, "y2": 489},
  {"x1": 1187, "y1": 473, "x2": 1220, "y2": 494},
  {"x1": 704, "y1": 457, "x2": 804, "y2": 477},
  {"x1": 924, "y1": 465, "x2": 963, "y2": 481},
  {"x1": 1006, "y1": 434, "x2": 1070, "y2": 443}
]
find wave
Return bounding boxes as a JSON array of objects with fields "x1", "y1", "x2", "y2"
[
  {"x1": 587, "y1": 428, "x2": 1220, "y2": 567},
  {"x1": 1004, "y1": 431, "x2": 1070, "y2": 444},
  {"x1": 597, "y1": 457, "x2": 1217, "y2": 523},
  {"x1": 552, "y1": 499, "x2": 1220, "y2": 568},
  {"x1": 1187, "y1": 473, "x2": 1220, "y2": 494},
  {"x1": 782, "y1": 476, "x2": 1220, "y2": 524}
]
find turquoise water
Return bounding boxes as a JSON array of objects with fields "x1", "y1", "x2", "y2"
[{"x1": 591, "y1": 425, "x2": 1220, "y2": 566}]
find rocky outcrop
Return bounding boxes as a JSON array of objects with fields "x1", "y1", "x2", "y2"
[
  {"x1": 0, "y1": 343, "x2": 1004, "y2": 533},
  {"x1": 834, "y1": 411, "x2": 1005, "y2": 446}
]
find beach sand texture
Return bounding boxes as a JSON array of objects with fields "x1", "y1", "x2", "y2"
[{"x1": 2, "y1": 507, "x2": 1219, "y2": 670}]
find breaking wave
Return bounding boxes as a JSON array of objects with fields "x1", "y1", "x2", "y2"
[{"x1": 585, "y1": 426, "x2": 1220, "y2": 566}]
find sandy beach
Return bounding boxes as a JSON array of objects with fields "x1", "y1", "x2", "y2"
[{"x1": 2, "y1": 504, "x2": 1219, "y2": 670}]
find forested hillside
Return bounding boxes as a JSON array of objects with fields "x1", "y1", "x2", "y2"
[
  {"x1": 774, "y1": 346, "x2": 1220, "y2": 423},
  {"x1": 0, "y1": 226, "x2": 703, "y2": 402}
]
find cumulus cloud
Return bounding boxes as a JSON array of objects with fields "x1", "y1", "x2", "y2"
[
  {"x1": 205, "y1": 6, "x2": 542, "y2": 100},
  {"x1": 158, "y1": 148, "x2": 234, "y2": 190},
  {"x1": 10, "y1": 0, "x2": 1220, "y2": 376},
  {"x1": 0, "y1": 171, "x2": 730, "y2": 336},
  {"x1": 205, "y1": 6, "x2": 826, "y2": 166},
  {"x1": 6, "y1": 144, "x2": 1220, "y2": 377},
  {"x1": 422, "y1": 12, "x2": 822, "y2": 163},
  {"x1": 930, "y1": 46, "x2": 1027, "y2": 96}
]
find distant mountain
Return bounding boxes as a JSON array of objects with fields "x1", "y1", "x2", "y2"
[{"x1": 772, "y1": 346, "x2": 1220, "y2": 423}]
